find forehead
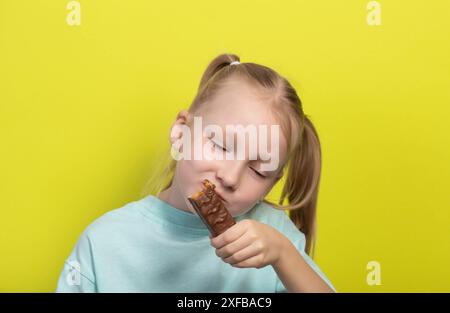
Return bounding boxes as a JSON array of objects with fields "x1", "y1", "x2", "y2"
[
  {"x1": 202, "y1": 79, "x2": 277, "y2": 126},
  {"x1": 198, "y1": 79, "x2": 289, "y2": 168}
]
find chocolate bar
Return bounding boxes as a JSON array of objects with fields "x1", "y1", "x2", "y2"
[{"x1": 188, "y1": 179, "x2": 236, "y2": 237}]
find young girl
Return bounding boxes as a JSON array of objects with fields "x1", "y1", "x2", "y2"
[{"x1": 56, "y1": 54, "x2": 336, "y2": 292}]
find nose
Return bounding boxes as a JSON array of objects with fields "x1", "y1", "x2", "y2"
[{"x1": 216, "y1": 160, "x2": 246, "y2": 192}]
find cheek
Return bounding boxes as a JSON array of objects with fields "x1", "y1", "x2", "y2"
[
  {"x1": 179, "y1": 135, "x2": 218, "y2": 174},
  {"x1": 227, "y1": 182, "x2": 272, "y2": 216},
  {"x1": 175, "y1": 159, "x2": 214, "y2": 195}
]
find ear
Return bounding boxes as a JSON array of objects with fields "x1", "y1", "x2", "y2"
[{"x1": 169, "y1": 110, "x2": 191, "y2": 145}]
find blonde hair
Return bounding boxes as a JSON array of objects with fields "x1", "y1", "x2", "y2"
[{"x1": 141, "y1": 53, "x2": 322, "y2": 257}]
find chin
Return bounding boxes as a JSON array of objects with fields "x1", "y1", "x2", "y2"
[{"x1": 228, "y1": 205, "x2": 253, "y2": 218}]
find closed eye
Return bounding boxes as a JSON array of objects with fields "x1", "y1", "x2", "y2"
[
  {"x1": 250, "y1": 167, "x2": 267, "y2": 178},
  {"x1": 211, "y1": 139, "x2": 227, "y2": 152}
]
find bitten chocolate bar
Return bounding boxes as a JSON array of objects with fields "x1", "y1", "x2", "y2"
[{"x1": 188, "y1": 179, "x2": 236, "y2": 237}]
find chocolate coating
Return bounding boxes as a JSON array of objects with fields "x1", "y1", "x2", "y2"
[{"x1": 188, "y1": 179, "x2": 236, "y2": 237}]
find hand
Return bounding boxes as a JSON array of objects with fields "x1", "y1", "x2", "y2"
[{"x1": 210, "y1": 219, "x2": 289, "y2": 269}]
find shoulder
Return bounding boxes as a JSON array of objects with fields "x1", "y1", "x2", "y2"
[
  {"x1": 81, "y1": 196, "x2": 149, "y2": 241},
  {"x1": 245, "y1": 201, "x2": 307, "y2": 251},
  {"x1": 57, "y1": 198, "x2": 148, "y2": 292}
]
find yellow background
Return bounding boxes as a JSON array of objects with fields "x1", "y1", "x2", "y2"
[{"x1": 1, "y1": 0, "x2": 449, "y2": 292}]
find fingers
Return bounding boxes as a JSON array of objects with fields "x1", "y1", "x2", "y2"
[
  {"x1": 210, "y1": 220, "x2": 248, "y2": 249},
  {"x1": 215, "y1": 232, "x2": 254, "y2": 259},
  {"x1": 232, "y1": 253, "x2": 264, "y2": 269},
  {"x1": 223, "y1": 242, "x2": 261, "y2": 266},
  {"x1": 232, "y1": 254, "x2": 263, "y2": 268}
]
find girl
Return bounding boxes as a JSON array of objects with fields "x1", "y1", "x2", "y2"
[{"x1": 56, "y1": 54, "x2": 335, "y2": 292}]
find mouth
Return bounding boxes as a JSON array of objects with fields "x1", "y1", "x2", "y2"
[{"x1": 195, "y1": 180, "x2": 228, "y2": 204}]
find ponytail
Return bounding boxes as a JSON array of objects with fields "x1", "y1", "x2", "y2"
[
  {"x1": 188, "y1": 54, "x2": 243, "y2": 114},
  {"x1": 279, "y1": 115, "x2": 322, "y2": 257},
  {"x1": 197, "y1": 54, "x2": 240, "y2": 93}
]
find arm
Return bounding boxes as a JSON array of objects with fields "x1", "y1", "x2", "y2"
[
  {"x1": 210, "y1": 219, "x2": 335, "y2": 293},
  {"x1": 272, "y1": 238, "x2": 335, "y2": 293}
]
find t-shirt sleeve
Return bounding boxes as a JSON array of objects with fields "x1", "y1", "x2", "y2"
[
  {"x1": 275, "y1": 228, "x2": 336, "y2": 293},
  {"x1": 55, "y1": 230, "x2": 97, "y2": 293}
]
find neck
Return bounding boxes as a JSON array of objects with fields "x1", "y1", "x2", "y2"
[{"x1": 158, "y1": 181, "x2": 192, "y2": 214}]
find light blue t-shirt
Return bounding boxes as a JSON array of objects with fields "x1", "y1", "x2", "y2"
[{"x1": 56, "y1": 195, "x2": 335, "y2": 292}]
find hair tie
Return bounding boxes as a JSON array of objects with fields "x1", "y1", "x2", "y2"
[{"x1": 230, "y1": 61, "x2": 240, "y2": 66}]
